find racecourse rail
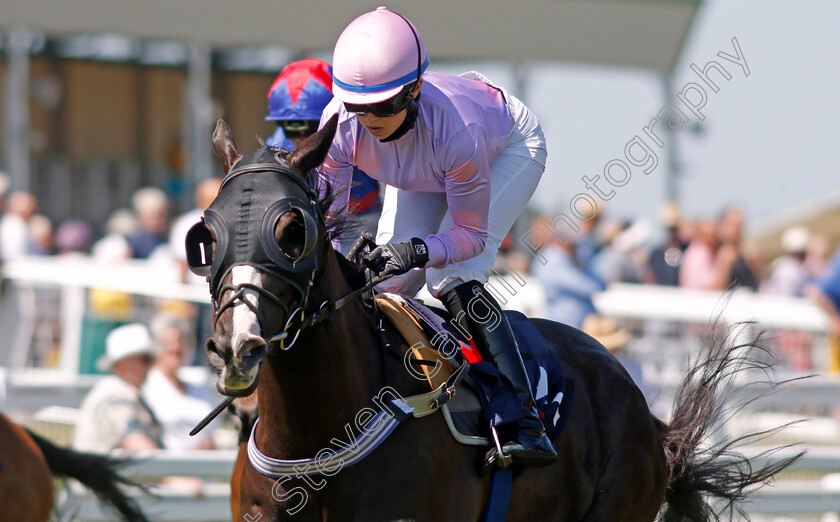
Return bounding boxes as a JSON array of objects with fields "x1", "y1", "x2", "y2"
[
  {"x1": 61, "y1": 448, "x2": 840, "y2": 520},
  {"x1": 1, "y1": 257, "x2": 839, "y2": 518}
]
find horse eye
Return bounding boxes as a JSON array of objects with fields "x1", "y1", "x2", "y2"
[{"x1": 274, "y1": 210, "x2": 306, "y2": 260}]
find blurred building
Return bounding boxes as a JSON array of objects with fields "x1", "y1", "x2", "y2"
[
  {"x1": 0, "y1": 32, "x2": 291, "y2": 229},
  {"x1": 1, "y1": 1, "x2": 701, "y2": 232}
]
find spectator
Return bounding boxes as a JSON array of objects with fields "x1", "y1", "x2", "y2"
[
  {"x1": 489, "y1": 248, "x2": 547, "y2": 317},
  {"x1": 588, "y1": 219, "x2": 625, "y2": 285},
  {"x1": 805, "y1": 233, "x2": 831, "y2": 279},
  {"x1": 91, "y1": 208, "x2": 137, "y2": 262},
  {"x1": 607, "y1": 219, "x2": 654, "y2": 284},
  {"x1": 0, "y1": 192, "x2": 39, "y2": 262},
  {"x1": 574, "y1": 205, "x2": 602, "y2": 271},
  {"x1": 126, "y1": 187, "x2": 169, "y2": 259},
  {"x1": 88, "y1": 210, "x2": 137, "y2": 322},
  {"x1": 648, "y1": 202, "x2": 689, "y2": 286},
  {"x1": 804, "y1": 246, "x2": 840, "y2": 374},
  {"x1": 679, "y1": 217, "x2": 718, "y2": 289},
  {"x1": 763, "y1": 226, "x2": 811, "y2": 296},
  {"x1": 715, "y1": 206, "x2": 759, "y2": 290},
  {"x1": 169, "y1": 178, "x2": 222, "y2": 285},
  {"x1": 265, "y1": 58, "x2": 382, "y2": 253},
  {"x1": 0, "y1": 171, "x2": 8, "y2": 253},
  {"x1": 142, "y1": 313, "x2": 216, "y2": 451},
  {"x1": 0, "y1": 171, "x2": 8, "y2": 204},
  {"x1": 531, "y1": 216, "x2": 604, "y2": 328},
  {"x1": 27, "y1": 214, "x2": 54, "y2": 256},
  {"x1": 54, "y1": 219, "x2": 93, "y2": 256},
  {"x1": 73, "y1": 323, "x2": 163, "y2": 453},
  {"x1": 581, "y1": 313, "x2": 649, "y2": 401}
]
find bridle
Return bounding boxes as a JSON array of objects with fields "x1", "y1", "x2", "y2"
[
  {"x1": 187, "y1": 153, "x2": 387, "y2": 435},
  {"x1": 186, "y1": 149, "x2": 386, "y2": 351}
]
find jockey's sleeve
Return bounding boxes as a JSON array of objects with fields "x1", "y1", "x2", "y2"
[{"x1": 424, "y1": 123, "x2": 490, "y2": 268}]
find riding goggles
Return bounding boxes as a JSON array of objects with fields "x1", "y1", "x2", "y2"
[
  {"x1": 344, "y1": 82, "x2": 417, "y2": 118},
  {"x1": 278, "y1": 120, "x2": 319, "y2": 140}
]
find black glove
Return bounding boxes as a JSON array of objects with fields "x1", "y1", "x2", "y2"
[{"x1": 363, "y1": 238, "x2": 430, "y2": 278}]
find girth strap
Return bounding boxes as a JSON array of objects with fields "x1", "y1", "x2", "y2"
[{"x1": 246, "y1": 362, "x2": 469, "y2": 480}]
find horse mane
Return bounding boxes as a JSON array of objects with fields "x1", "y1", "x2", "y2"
[{"x1": 314, "y1": 174, "x2": 360, "y2": 243}]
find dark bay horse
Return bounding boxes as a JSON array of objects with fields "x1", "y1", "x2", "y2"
[
  {"x1": 0, "y1": 410, "x2": 147, "y2": 521},
  {"x1": 196, "y1": 117, "x2": 797, "y2": 521}
]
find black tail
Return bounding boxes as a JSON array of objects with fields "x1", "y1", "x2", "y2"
[
  {"x1": 27, "y1": 430, "x2": 149, "y2": 522},
  {"x1": 657, "y1": 322, "x2": 805, "y2": 521}
]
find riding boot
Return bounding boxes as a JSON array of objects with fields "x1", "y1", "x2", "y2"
[{"x1": 441, "y1": 281, "x2": 558, "y2": 469}]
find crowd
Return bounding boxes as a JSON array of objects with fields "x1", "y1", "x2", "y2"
[
  {"x1": 5, "y1": 173, "x2": 835, "y2": 325},
  {"x1": 507, "y1": 202, "x2": 836, "y2": 329}
]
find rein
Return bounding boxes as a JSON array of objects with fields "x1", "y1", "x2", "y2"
[
  {"x1": 190, "y1": 271, "x2": 390, "y2": 436},
  {"x1": 246, "y1": 362, "x2": 469, "y2": 480},
  {"x1": 269, "y1": 273, "x2": 391, "y2": 344}
]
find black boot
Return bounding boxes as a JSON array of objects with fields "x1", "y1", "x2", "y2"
[{"x1": 441, "y1": 281, "x2": 558, "y2": 470}]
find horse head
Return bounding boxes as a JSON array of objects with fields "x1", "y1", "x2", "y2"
[{"x1": 186, "y1": 116, "x2": 337, "y2": 397}]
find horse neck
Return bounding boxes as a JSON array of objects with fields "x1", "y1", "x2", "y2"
[{"x1": 255, "y1": 250, "x2": 384, "y2": 458}]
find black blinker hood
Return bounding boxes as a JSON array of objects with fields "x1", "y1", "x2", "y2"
[{"x1": 185, "y1": 147, "x2": 321, "y2": 300}]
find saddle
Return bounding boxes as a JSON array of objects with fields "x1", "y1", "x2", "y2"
[{"x1": 374, "y1": 293, "x2": 573, "y2": 447}]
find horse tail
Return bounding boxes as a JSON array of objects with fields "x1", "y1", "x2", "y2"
[
  {"x1": 26, "y1": 430, "x2": 149, "y2": 522},
  {"x1": 656, "y1": 323, "x2": 804, "y2": 522}
]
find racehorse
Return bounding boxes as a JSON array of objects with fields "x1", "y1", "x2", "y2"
[
  {"x1": 0, "y1": 410, "x2": 147, "y2": 521},
  {"x1": 228, "y1": 393, "x2": 258, "y2": 520},
  {"x1": 196, "y1": 116, "x2": 798, "y2": 521}
]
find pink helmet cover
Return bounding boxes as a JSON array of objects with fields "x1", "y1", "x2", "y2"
[{"x1": 332, "y1": 7, "x2": 429, "y2": 105}]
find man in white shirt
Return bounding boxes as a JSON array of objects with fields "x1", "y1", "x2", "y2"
[{"x1": 73, "y1": 323, "x2": 163, "y2": 453}]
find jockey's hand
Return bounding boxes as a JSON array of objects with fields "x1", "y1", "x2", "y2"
[{"x1": 363, "y1": 238, "x2": 430, "y2": 278}]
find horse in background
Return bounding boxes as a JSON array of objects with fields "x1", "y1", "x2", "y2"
[
  {"x1": 200, "y1": 117, "x2": 799, "y2": 521},
  {"x1": 0, "y1": 410, "x2": 147, "y2": 522}
]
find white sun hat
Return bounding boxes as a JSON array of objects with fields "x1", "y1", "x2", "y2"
[
  {"x1": 780, "y1": 226, "x2": 810, "y2": 255},
  {"x1": 96, "y1": 323, "x2": 154, "y2": 372}
]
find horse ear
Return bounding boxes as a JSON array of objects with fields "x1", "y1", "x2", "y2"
[
  {"x1": 212, "y1": 119, "x2": 242, "y2": 174},
  {"x1": 287, "y1": 115, "x2": 337, "y2": 174}
]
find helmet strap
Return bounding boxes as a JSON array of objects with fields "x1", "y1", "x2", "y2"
[{"x1": 380, "y1": 94, "x2": 420, "y2": 143}]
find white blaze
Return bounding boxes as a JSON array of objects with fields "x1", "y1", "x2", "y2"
[{"x1": 230, "y1": 265, "x2": 264, "y2": 360}]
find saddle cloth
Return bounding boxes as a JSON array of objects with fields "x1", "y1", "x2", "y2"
[{"x1": 374, "y1": 293, "x2": 573, "y2": 446}]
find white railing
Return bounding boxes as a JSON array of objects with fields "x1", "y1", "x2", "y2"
[
  {"x1": 65, "y1": 448, "x2": 840, "y2": 520},
  {"x1": 593, "y1": 283, "x2": 829, "y2": 332},
  {"x1": 0, "y1": 366, "x2": 218, "y2": 413},
  {"x1": 1, "y1": 258, "x2": 831, "y2": 372},
  {"x1": 744, "y1": 446, "x2": 840, "y2": 516},
  {"x1": 70, "y1": 450, "x2": 237, "y2": 522},
  {"x1": 594, "y1": 283, "x2": 834, "y2": 391},
  {"x1": 0, "y1": 256, "x2": 208, "y2": 375},
  {"x1": 3, "y1": 258, "x2": 839, "y2": 518}
]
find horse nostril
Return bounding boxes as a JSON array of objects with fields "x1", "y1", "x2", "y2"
[
  {"x1": 205, "y1": 338, "x2": 228, "y2": 368},
  {"x1": 238, "y1": 339, "x2": 268, "y2": 366}
]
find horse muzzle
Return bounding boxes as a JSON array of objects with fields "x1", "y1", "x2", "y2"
[
  {"x1": 217, "y1": 365, "x2": 261, "y2": 398},
  {"x1": 208, "y1": 334, "x2": 267, "y2": 397}
]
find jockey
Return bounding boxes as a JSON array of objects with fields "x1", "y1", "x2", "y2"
[
  {"x1": 265, "y1": 58, "x2": 382, "y2": 241},
  {"x1": 318, "y1": 7, "x2": 556, "y2": 468}
]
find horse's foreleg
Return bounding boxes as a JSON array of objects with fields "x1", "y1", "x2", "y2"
[{"x1": 230, "y1": 443, "x2": 248, "y2": 521}]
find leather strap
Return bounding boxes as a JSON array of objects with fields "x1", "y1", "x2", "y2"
[
  {"x1": 482, "y1": 466, "x2": 513, "y2": 522},
  {"x1": 246, "y1": 360, "x2": 468, "y2": 479}
]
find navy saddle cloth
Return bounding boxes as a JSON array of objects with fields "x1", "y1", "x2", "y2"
[{"x1": 395, "y1": 296, "x2": 574, "y2": 443}]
